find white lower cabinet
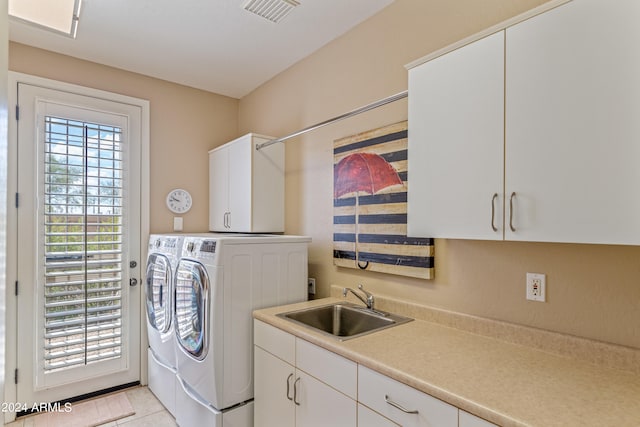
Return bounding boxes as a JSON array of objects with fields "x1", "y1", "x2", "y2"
[
  {"x1": 254, "y1": 320, "x2": 497, "y2": 427},
  {"x1": 254, "y1": 320, "x2": 357, "y2": 427}
]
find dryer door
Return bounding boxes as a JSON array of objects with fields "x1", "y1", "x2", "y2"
[
  {"x1": 145, "y1": 253, "x2": 172, "y2": 333},
  {"x1": 175, "y1": 259, "x2": 209, "y2": 360}
]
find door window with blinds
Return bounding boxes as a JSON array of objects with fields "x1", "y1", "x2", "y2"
[
  {"x1": 14, "y1": 80, "x2": 142, "y2": 404},
  {"x1": 42, "y1": 116, "x2": 124, "y2": 372}
]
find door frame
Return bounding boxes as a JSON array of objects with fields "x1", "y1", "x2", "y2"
[{"x1": 5, "y1": 72, "x2": 150, "y2": 423}]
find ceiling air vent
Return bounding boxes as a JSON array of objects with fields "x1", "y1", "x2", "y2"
[{"x1": 242, "y1": 0, "x2": 300, "y2": 23}]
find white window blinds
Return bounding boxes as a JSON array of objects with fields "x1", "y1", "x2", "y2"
[{"x1": 43, "y1": 116, "x2": 124, "y2": 371}]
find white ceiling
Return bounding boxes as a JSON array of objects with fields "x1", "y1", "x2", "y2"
[{"x1": 9, "y1": 0, "x2": 394, "y2": 98}]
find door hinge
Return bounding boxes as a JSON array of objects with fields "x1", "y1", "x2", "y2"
[
  {"x1": 15, "y1": 105, "x2": 19, "y2": 121},
  {"x1": 15, "y1": 192, "x2": 19, "y2": 208},
  {"x1": 15, "y1": 281, "x2": 18, "y2": 296},
  {"x1": 14, "y1": 368, "x2": 18, "y2": 384}
]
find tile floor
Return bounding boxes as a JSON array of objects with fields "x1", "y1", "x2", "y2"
[{"x1": 5, "y1": 386, "x2": 177, "y2": 427}]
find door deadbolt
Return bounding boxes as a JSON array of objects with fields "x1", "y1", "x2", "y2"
[
  {"x1": 130, "y1": 278, "x2": 138, "y2": 287},
  {"x1": 130, "y1": 261, "x2": 137, "y2": 268}
]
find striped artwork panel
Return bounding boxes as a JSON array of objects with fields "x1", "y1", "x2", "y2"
[{"x1": 333, "y1": 121, "x2": 434, "y2": 279}]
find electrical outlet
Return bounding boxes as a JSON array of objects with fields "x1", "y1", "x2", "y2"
[
  {"x1": 526, "y1": 273, "x2": 546, "y2": 302},
  {"x1": 308, "y1": 277, "x2": 316, "y2": 295}
]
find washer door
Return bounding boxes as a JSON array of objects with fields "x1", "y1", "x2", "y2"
[
  {"x1": 145, "y1": 253, "x2": 172, "y2": 333},
  {"x1": 175, "y1": 259, "x2": 209, "y2": 360}
]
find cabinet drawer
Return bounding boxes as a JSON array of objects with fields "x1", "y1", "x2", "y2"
[
  {"x1": 254, "y1": 320, "x2": 295, "y2": 365},
  {"x1": 358, "y1": 365, "x2": 457, "y2": 427},
  {"x1": 459, "y1": 410, "x2": 497, "y2": 427},
  {"x1": 358, "y1": 403, "x2": 400, "y2": 427},
  {"x1": 296, "y1": 338, "x2": 357, "y2": 399}
]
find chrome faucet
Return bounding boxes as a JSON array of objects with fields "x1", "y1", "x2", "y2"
[{"x1": 342, "y1": 284, "x2": 375, "y2": 310}]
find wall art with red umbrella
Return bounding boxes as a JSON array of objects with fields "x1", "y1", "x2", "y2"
[{"x1": 333, "y1": 121, "x2": 434, "y2": 279}]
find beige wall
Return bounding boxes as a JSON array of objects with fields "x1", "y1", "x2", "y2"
[
  {"x1": 9, "y1": 42, "x2": 239, "y2": 234},
  {"x1": 238, "y1": 0, "x2": 640, "y2": 349},
  {"x1": 8, "y1": 1, "x2": 639, "y2": 350}
]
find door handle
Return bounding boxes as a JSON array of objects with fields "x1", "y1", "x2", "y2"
[
  {"x1": 293, "y1": 377, "x2": 301, "y2": 406},
  {"x1": 286, "y1": 373, "x2": 294, "y2": 401},
  {"x1": 509, "y1": 192, "x2": 516, "y2": 232},
  {"x1": 491, "y1": 193, "x2": 498, "y2": 232},
  {"x1": 129, "y1": 278, "x2": 138, "y2": 287}
]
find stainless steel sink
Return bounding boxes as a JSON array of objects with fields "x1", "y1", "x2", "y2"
[{"x1": 277, "y1": 302, "x2": 412, "y2": 340}]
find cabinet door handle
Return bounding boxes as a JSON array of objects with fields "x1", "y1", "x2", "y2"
[
  {"x1": 491, "y1": 193, "x2": 498, "y2": 232},
  {"x1": 384, "y1": 395, "x2": 419, "y2": 414},
  {"x1": 286, "y1": 373, "x2": 294, "y2": 401},
  {"x1": 293, "y1": 377, "x2": 301, "y2": 406},
  {"x1": 509, "y1": 192, "x2": 516, "y2": 232}
]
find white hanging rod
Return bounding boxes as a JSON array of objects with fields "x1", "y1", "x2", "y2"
[{"x1": 255, "y1": 90, "x2": 408, "y2": 151}]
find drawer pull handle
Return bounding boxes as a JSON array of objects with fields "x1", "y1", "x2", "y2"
[
  {"x1": 286, "y1": 373, "x2": 294, "y2": 401},
  {"x1": 384, "y1": 395, "x2": 419, "y2": 414}
]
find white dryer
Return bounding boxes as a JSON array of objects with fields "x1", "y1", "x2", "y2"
[
  {"x1": 174, "y1": 234, "x2": 310, "y2": 427},
  {"x1": 145, "y1": 234, "x2": 183, "y2": 416}
]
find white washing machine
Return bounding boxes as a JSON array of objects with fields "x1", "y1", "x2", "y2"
[
  {"x1": 173, "y1": 234, "x2": 310, "y2": 427},
  {"x1": 145, "y1": 234, "x2": 184, "y2": 416}
]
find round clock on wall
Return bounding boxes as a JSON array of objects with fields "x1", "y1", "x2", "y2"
[{"x1": 166, "y1": 188, "x2": 192, "y2": 214}]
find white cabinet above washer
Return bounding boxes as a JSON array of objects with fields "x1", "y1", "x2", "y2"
[{"x1": 209, "y1": 133, "x2": 284, "y2": 233}]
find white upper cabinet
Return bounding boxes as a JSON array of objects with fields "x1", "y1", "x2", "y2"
[
  {"x1": 408, "y1": 31, "x2": 505, "y2": 240},
  {"x1": 209, "y1": 133, "x2": 285, "y2": 233},
  {"x1": 408, "y1": 0, "x2": 640, "y2": 244},
  {"x1": 505, "y1": 0, "x2": 640, "y2": 244}
]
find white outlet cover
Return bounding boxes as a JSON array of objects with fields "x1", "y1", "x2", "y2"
[{"x1": 526, "y1": 272, "x2": 546, "y2": 302}]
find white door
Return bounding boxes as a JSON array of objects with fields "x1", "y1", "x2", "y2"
[
  {"x1": 505, "y1": 0, "x2": 640, "y2": 244},
  {"x1": 14, "y1": 82, "x2": 142, "y2": 404},
  {"x1": 294, "y1": 370, "x2": 356, "y2": 427},
  {"x1": 407, "y1": 31, "x2": 505, "y2": 240},
  {"x1": 227, "y1": 137, "x2": 251, "y2": 231},
  {"x1": 208, "y1": 146, "x2": 228, "y2": 231},
  {"x1": 253, "y1": 346, "x2": 295, "y2": 427}
]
